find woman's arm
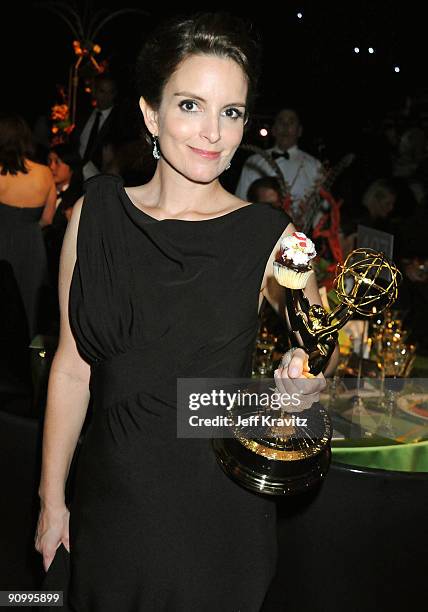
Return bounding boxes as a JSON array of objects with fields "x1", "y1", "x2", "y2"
[
  {"x1": 38, "y1": 196, "x2": 91, "y2": 512},
  {"x1": 39, "y1": 171, "x2": 57, "y2": 227},
  {"x1": 259, "y1": 221, "x2": 339, "y2": 377}
]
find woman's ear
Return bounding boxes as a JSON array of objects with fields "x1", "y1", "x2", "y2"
[{"x1": 139, "y1": 97, "x2": 159, "y2": 136}]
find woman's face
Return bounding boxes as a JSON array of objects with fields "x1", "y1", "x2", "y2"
[
  {"x1": 368, "y1": 190, "x2": 396, "y2": 219},
  {"x1": 376, "y1": 192, "x2": 396, "y2": 218},
  {"x1": 143, "y1": 54, "x2": 248, "y2": 184},
  {"x1": 48, "y1": 152, "x2": 72, "y2": 187}
]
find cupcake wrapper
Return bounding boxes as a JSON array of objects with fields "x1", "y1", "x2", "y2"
[{"x1": 273, "y1": 262, "x2": 313, "y2": 289}]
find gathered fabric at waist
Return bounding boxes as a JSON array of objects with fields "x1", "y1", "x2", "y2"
[
  {"x1": 89, "y1": 338, "x2": 254, "y2": 412},
  {"x1": 89, "y1": 346, "x2": 168, "y2": 410}
]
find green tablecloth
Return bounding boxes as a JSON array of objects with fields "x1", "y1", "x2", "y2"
[{"x1": 332, "y1": 439, "x2": 428, "y2": 472}]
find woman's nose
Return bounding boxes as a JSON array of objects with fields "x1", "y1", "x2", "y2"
[{"x1": 200, "y1": 114, "x2": 221, "y2": 144}]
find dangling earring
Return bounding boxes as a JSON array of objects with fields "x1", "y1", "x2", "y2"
[
  {"x1": 225, "y1": 162, "x2": 231, "y2": 170},
  {"x1": 152, "y1": 134, "x2": 160, "y2": 160}
]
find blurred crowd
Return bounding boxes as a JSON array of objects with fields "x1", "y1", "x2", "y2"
[{"x1": 2, "y1": 75, "x2": 428, "y2": 409}]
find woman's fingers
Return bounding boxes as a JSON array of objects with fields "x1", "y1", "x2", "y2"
[
  {"x1": 43, "y1": 545, "x2": 58, "y2": 572},
  {"x1": 280, "y1": 348, "x2": 308, "y2": 376},
  {"x1": 274, "y1": 349, "x2": 327, "y2": 412},
  {"x1": 286, "y1": 348, "x2": 308, "y2": 378},
  {"x1": 275, "y1": 348, "x2": 308, "y2": 395},
  {"x1": 63, "y1": 537, "x2": 70, "y2": 553},
  {"x1": 35, "y1": 507, "x2": 70, "y2": 569},
  {"x1": 274, "y1": 367, "x2": 300, "y2": 396},
  {"x1": 44, "y1": 556, "x2": 53, "y2": 572}
]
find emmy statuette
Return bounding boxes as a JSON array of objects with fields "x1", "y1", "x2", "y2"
[{"x1": 213, "y1": 241, "x2": 401, "y2": 496}]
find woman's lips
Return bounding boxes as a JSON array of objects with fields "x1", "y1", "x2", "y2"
[{"x1": 189, "y1": 146, "x2": 221, "y2": 160}]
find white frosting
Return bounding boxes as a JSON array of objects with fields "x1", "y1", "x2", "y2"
[{"x1": 279, "y1": 232, "x2": 316, "y2": 267}]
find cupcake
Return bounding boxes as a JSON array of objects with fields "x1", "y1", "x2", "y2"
[{"x1": 273, "y1": 231, "x2": 316, "y2": 289}]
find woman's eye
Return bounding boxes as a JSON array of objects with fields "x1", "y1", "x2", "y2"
[
  {"x1": 179, "y1": 100, "x2": 199, "y2": 112},
  {"x1": 222, "y1": 107, "x2": 244, "y2": 120}
]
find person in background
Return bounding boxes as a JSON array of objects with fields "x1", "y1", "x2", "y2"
[
  {"x1": 48, "y1": 144, "x2": 83, "y2": 221},
  {"x1": 0, "y1": 113, "x2": 55, "y2": 342},
  {"x1": 45, "y1": 144, "x2": 83, "y2": 309},
  {"x1": 235, "y1": 107, "x2": 322, "y2": 218},
  {"x1": 360, "y1": 178, "x2": 398, "y2": 232},
  {"x1": 339, "y1": 178, "x2": 400, "y2": 257},
  {"x1": 247, "y1": 176, "x2": 283, "y2": 208},
  {"x1": 74, "y1": 73, "x2": 120, "y2": 180}
]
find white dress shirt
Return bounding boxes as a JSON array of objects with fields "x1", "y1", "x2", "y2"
[
  {"x1": 55, "y1": 183, "x2": 70, "y2": 209},
  {"x1": 235, "y1": 145, "x2": 322, "y2": 216}
]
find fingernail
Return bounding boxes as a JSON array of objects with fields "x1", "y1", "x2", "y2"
[{"x1": 289, "y1": 367, "x2": 298, "y2": 377}]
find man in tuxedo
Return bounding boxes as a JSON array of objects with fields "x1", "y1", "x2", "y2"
[
  {"x1": 76, "y1": 73, "x2": 120, "y2": 180},
  {"x1": 235, "y1": 108, "x2": 322, "y2": 217}
]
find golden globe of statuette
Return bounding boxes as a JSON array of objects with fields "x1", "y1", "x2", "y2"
[
  {"x1": 334, "y1": 248, "x2": 401, "y2": 316},
  {"x1": 213, "y1": 246, "x2": 401, "y2": 496}
]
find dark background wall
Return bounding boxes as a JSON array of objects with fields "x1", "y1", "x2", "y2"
[{"x1": 2, "y1": 1, "x2": 425, "y2": 154}]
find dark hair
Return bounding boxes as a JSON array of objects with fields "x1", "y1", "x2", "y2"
[
  {"x1": 49, "y1": 144, "x2": 83, "y2": 209},
  {"x1": 247, "y1": 177, "x2": 282, "y2": 202},
  {"x1": 49, "y1": 143, "x2": 82, "y2": 174},
  {"x1": 0, "y1": 113, "x2": 34, "y2": 175},
  {"x1": 136, "y1": 12, "x2": 261, "y2": 118}
]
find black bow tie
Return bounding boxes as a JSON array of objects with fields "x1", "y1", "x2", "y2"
[{"x1": 271, "y1": 150, "x2": 290, "y2": 160}]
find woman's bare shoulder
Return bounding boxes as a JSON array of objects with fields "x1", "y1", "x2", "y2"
[
  {"x1": 26, "y1": 159, "x2": 47, "y2": 170},
  {"x1": 26, "y1": 160, "x2": 52, "y2": 179}
]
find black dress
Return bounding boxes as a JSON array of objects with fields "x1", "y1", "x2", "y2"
[
  {"x1": 0, "y1": 202, "x2": 48, "y2": 341},
  {"x1": 66, "y1": 175, "x2": 291, "y2": 611}
]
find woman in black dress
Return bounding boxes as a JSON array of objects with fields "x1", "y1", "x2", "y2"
[
  {"x1": 35, "y1": 13, "x2": 337, "y2": 611},
  {"x1": 0, "y1": 114, "x2": 56, "y2": 346}
]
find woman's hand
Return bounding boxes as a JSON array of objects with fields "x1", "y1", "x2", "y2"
[
  {"x1": 273, "y1": 348, "x2": 326, "y2": 412},
  {"x1": 34, "y1": 504, "x2": 70, "y2": 571}
]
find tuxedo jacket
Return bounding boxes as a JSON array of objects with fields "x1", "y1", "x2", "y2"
[{"x1": 72, "y1": 106, "x2": 122, "y2": 171}]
